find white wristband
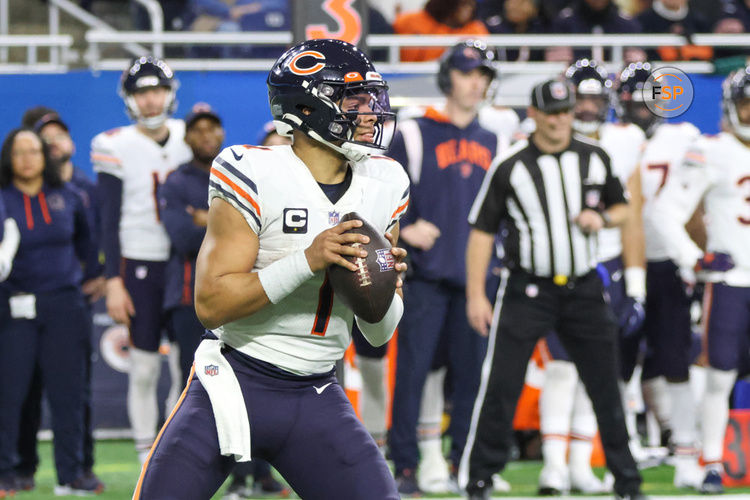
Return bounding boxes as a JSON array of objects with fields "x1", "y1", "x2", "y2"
[
  {"x1": 355, "y1": 293, "x2": 404, "y2": 347},
  {"x1": 257, "y1": 250, "x2": 314, "y2": 304},
  {"x1": 624, "y1": 266, "x2": 646, "y2": 301}
]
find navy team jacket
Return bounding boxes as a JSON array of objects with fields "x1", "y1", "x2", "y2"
[
  {"x1": 388, "y1": 108, "x2": 499, "y2": 287},
  {"x1": 0, "y1": 182, "x2": 95, "y2": 294},
  {"x1": 158, "y1": 162, "x2": 209, "y2": 310}
]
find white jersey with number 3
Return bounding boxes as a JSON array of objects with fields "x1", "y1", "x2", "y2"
[
  {"x1": 208, "y1": 144, "x2": 410, "y2": 375},
  {"x1": 651, "y1": 132, "x2": 750, "y2": 286},
  {"x1": 639, "y1": 122, "x2": 701, "y2": 261},
  {"x1": 91, "y1": 119, "x2": 192, "y2": 261},
  {"x1": 596, "y1": 122, "x2": 646, "y2": 262}
]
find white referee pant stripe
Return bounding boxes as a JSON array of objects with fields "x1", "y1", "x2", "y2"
[{"x1": 458, "y1": 269, "x2": 509, "y2": 489}]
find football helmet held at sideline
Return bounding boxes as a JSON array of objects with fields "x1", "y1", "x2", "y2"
[
  {"x1": 119, "y1": 55, "x2": 178, "y2": 130},
  {"x1": 267, "y1": 38, "x2": 396, "y2": 163},
  {"x1": 565, "y1": 59, "x2": 613, "y2": 135}
]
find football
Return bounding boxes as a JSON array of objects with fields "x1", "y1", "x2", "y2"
[{"x1": 327, "y1": 212, "x2": 398, "y2": 323}]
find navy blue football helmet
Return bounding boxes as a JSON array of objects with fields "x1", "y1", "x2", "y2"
[
  {"x1": 723, "y1": 66, "x2": 750, "y2": 141},
  {"x1": 615, "y1": 61, "x2": 660, "y2": 136},
  {"x1": 119, "y1": 56, "x2": 178, "y2": 129},
  {"x1": 564, "y1": 59, "x2": 613, "y2": 135},
  {"x1": 267, "y1": 39, "x2": 395, "y2": 162},
  {"x1": 437, "y1": 39, "x2": 497, "y2": 96}
]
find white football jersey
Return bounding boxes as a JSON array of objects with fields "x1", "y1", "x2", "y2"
[
  {"x1": 208, "y1": 145, "x2": 410, "y2": 375},
  {"x1": 651, "y1": 132, "x2": 750, "y2": 286},
  {"x1": 596, "y1": 123, "x2": 646, "y2": 262},
  {"x1": 91, "y1": 119, "x2": 192, "y2": 261},
  {"x1": 639, "y1": 122, "x2": 701, "y2": 261}
]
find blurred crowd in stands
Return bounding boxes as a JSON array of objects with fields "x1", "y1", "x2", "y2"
[{"x1": 65, "y1": 0, "x2": 750, "y2": 61}]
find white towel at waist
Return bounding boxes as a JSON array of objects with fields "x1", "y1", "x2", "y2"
[{"x1": 194, "y1": 338, "x2": 252, "y2": 462}]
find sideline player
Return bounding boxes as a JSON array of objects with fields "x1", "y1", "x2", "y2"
[
  {"x1": 537, "y1": 59, "x2": 645, "y2": 495},
  {"x1": 650, "y1": 67, "x2": 750, "y2": 494},
  {"x1": 387, "y1": 39, "x2": 506, "y2": 496},
  {"x1": 92, "y1": 56, "x2": 192, "y2": 463},
  {"x1": 627, "y1": 64, "x2": 705, "y2": 488},
  {"x1": 134, "y1": 39, "x2": 409, "y2": 499}
]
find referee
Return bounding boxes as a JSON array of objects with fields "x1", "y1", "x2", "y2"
[{"x1": 459, "y1": 80, "x2": 645, "y2": 500}]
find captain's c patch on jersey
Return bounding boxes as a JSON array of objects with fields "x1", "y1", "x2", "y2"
[{"x1": 283, "y1": 208, "x2": 308, "y2": 233}]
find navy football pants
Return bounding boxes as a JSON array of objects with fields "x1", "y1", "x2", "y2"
[
  {"x1": 390, "y1": 278, "x2": 488, "y2": 473},
  {"x1": 135, "y1": 350, "x2": 398, "y2": 500}
]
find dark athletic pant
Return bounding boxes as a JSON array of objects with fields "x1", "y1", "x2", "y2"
[
  {"x1": 390, "y1": 278, "x2": 487, "y2": 472},
  {"x1": 463, "y1": 271, "x2": 642, "y2": 497},
  {"x1": 0, "y1": 288, "x2": 90, "y2": 485},
  {"x1": 135, "y1": 349, "x2": 398, "y2": 500}
]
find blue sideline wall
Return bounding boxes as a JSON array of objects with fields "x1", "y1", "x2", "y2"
[{"x1": 0, "y1": 71, "x2": 727, "y2": 181}]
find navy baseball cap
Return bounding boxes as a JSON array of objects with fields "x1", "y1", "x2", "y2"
[
  {"x1": 185, "y1": 102, "x2": 222, "y2": 130},
  {"x1": 531, "y1": 79, "x2": 576, "y2": 113},
  {"x1": 33, "y1": 112, "x2": 69, "y2": 133},
  {"x1": 443, "y1": 40, "x2": 496, "y2": 75}
]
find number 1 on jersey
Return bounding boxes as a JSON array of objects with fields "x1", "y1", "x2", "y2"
[{"x1": 311, "y1": 277, "x2": 334, "y2": 336}]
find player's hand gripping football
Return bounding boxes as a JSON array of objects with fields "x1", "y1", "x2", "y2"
[
  {"x1": 305, "y1": 219, "x2": 372, "y2": 273},
  {"x1": 384, "y1": 230, "x2": 408, "y2": 290}
]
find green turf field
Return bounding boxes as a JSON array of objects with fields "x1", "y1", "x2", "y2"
[{"x1": 26, "y1": 440, "x2": 750, "y2": 498}]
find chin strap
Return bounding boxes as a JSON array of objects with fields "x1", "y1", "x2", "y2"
[{"x1": 281, "y1": 113, "x2": 376, "y2": 164}]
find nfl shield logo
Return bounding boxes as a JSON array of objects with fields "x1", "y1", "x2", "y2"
[
  {"x1": 328, "y1": 211, "x2": 340, "y2": 226},
  {"x1": 204, "y1": 364, "x2": 219, "y2": 377},
  {"x1": 375, "y1": 248, "x2": 395, "y2": 272}
]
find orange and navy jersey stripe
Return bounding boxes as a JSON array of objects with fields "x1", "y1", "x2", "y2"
[
  {"x1": 209, "y1": 152, "x2": 261, "y2": 230},
  {"x1": 388, "y1": 186, "x2": 410, "y2": 229}
]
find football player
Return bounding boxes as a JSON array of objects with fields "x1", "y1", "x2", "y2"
[
  {"x1": 134, "y1": 39, "x2": 408, "y2": 499},
  {"x1": 537, "y1": 59, "x2": 646, "y2": 495},
  {"x1": 628, "y1": 62, "x2": 705, "y2": 489},
  {"x1": 649, "y1": 67, "x2": 750, "y2": 494},
  {"x1": 91, "y1": 56, "x2": 192, "y2": 464},
  {"x1": 387, "y1": 39, "x2": 508, "y2": 496}
]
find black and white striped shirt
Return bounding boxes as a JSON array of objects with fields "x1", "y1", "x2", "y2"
[{"x1": 469, "y1": 136, "x2": 627, "y2": 278}]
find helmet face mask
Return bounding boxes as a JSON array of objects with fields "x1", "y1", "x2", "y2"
[
  {"x1": 120, "y1": 56, "x2": 178, "y2": 129},
  {"x1": 616, "y1": 61, "x2": 661, "y2": 136},
  {"x1": 267, "y1": 39, "x2": 396, "y2": 162},
  {"x1": 723, "y1": 67, "x2": 750, "y2": 141},
  {"x1": 564, "y1": 59, "x2": 612, "y2": 135}
]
